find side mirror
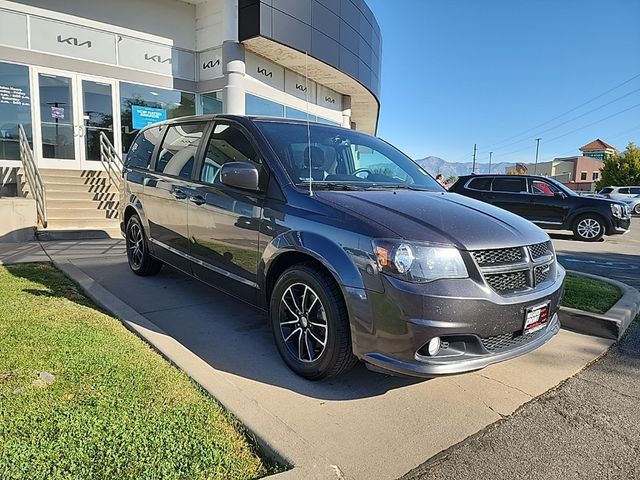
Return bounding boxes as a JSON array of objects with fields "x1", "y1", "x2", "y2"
[
  {"x1": 220, "y1": 162, "x2": 260, "y2": 191},
  {"x1": 554, "y1": 191, "x2": 565, "y2": 199}
]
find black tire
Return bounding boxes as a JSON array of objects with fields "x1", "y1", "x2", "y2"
[
  {"x1": 572, "y1": 214, "x2": 605, "y2": 242},
  {"x1": 126, "y1": 215, "x2": 163, "y2": 276},
  {"x1": 270, "y1": 264, "x2": 358, "y2": 380},
  {"x1": 634, "y1": 204, "x2": 640, "y2": 215}
]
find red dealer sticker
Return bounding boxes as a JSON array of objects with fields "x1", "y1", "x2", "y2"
[{"x1": 524, "y1": 303, "x2": 549, "y2": 334}]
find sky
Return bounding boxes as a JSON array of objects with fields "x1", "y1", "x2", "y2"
[{"x1": 366, "y1": 0, "x2": 640, "y2": 165}]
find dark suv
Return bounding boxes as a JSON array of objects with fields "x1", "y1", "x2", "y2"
[
  {"x1": 450, "y1": 175, "x2": 632, "y2": 242},
  {"x1": 120, "y1": 115, "x2": 565, "y2": 380}
]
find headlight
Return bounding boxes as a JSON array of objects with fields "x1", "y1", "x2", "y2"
[
  {"x1": 373, "y1": 240, "x2": 468, "y2": 283},
  {"x1": 611, "y1": 203, "x2": 624, "y2": 218}
]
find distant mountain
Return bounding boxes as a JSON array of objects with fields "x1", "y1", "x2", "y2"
[{"x1": 415, "y1": 156, "x2": 515, "y2": 178}]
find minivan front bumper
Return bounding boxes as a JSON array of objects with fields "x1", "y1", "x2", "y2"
[{"x1": 351, "y1": 267, "x2": 565, "y2": 378}]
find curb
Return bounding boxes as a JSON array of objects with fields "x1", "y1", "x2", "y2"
[
  {"x1": 52, "y1": 258, "x2": 342, "y2": 480},
  {"x1": 558, "y1": 270, "x2": 640, "y2": 340}
]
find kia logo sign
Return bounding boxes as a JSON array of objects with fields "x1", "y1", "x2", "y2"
[
  {"x1": 257, "y1": 67, "x2": 273, "y2": 78},
  {"x1": 203, "y1": 59, "x2": 220, "y2": 70},
  {"x1": 57, "y1": 35, "x2": 92, "y2": 48},
  {"x1": 145, "y1": 53, "x2": 171, "y2": 64},
  {"x1": 296, "y1": 84, "x2": 307, "y2": 92},
  {"x1": 324, "y1": 96, "x2": 335, "y2": 104}
]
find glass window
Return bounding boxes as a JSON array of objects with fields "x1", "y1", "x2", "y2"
[
  {"x1": 532, "y1": 180, "x2": 556, "y2": 196},
  {"x1": 155, "y1": 123, "x2": 206, "y2": 178},
  {"x1": 580, "y1": 171, "x2": 587, "y2": 181},
  {"x1": 619, "y1": 188, "x2": 630, "y2": 194},
  {"x1": 39, "y1": 73, "x2": 75, "y2": 160},
  {"x1": 492, "y1": 177, "x2": 526, "y2": 193},
  {"x1": 630, "y1": 187, "x2": 640, "y2": 194},
  {"x1": 285, "y1": 106, "x2": 317, "y2": 122},
  {"x1": 468, "y1": 177, "x2": 492, "y2": 191},
  {"x1": 598, "y1": 187, "x2": 613, "y2": 194},
  {"x1": 592, "y1": 171, "x2": 599, "y2": 181},
  {"x1": 125, "y1": 126, "x2": 163, "y2": 169},
  {"x1": 245, "y1": 93, "x2": 284, "y2": 117},
  {"x1": 255, "y1": 121, "x2": 441, "y2": 190},
  {"x1": 316, "y1": 117, "x2": 341, "y2": 126},
  {"x1": 0, "y1": 62, "x2": 32, "y2": 160},
  {"x1": 200, "y1": 123, "x2": 260, "y2": 185},
  {"x1": 120, "y1": 82, "x2": 195, "y2": 155},
  {"x1": 201, "y1": 91, "x2": 223, "y2": 114}
]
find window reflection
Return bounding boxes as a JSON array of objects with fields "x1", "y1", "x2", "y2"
[
  {"x1": 200, "y1": 91, "x2": 223, "y2": 114},
  {"x1": 120, "y1": 82, "x2": 195, "y2": 154},
  {"x1": 39, "y1": 74, "x2": 74, "y2": 160},
  {"x1": 0, "y1": 62, "x2": 32, "y2": 160}
]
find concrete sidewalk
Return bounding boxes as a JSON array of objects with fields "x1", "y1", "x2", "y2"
[{"x1": 0, "y1": 240, "x2": 615, "y2": 479}]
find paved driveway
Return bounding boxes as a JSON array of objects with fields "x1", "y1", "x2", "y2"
[
  {"x1": 551, "y1": 224, "x2": 640, "y2": 289},
  {"x1": 0, "y1": 239, "x2": 611, "y2": 479}
]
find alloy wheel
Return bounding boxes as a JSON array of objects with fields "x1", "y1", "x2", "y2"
[
  {"x1": 279, "y1": 283, "x2": 328, "y2": 363},
  {"x1": 577, "y1": 218, "x2": 601, "y2": 239},
  {"x1": 128, "y1": 222, "x2": 144, "y2": 269}
]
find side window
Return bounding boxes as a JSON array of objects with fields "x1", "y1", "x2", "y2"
[
  {"x1": 125, "y1": 126, "x2": 162, "y2": 169},
  {"x1": 619, "y1": 188, "x2": 630, "y2": 194},
  {"x1": 467, "y1": 177, "x2": 492, "y2": 191},
  {"x1": 199, "y1": 123, "x2": 260, "y2": 185},
  {"x1": 630, "y1": 187, "x2": 640, "y2": 195},
  {"x1": 155, "y1": 123, "x2": 206, "y2": 178},
  {"x1": 492, "y1": 177, "x2": 526, "y2": 193},
  {"x1": 531, "y1": 180, "x2": 555, "y2": 196}
]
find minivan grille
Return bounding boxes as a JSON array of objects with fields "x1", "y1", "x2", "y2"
[
  {"x1": 472, "y1": 247, "x2": 522, "y2": 266},
  {"x1": 471, "y1": 242, "x2": 556, "y2": 295},
  {"x1": 485, "y1": 271, "x2": 528, "y2": 293}
]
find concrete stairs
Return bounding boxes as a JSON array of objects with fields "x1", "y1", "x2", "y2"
[{"x1": 20, "y1": 169, "x2": 122, "y2": 239}]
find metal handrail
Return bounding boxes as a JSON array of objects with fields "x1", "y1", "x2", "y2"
[
  {"x1": 99, "y1": 131, "x2": 123, "y2": 193},
  {"x1": 18, "y1": 124, "x2": 47, "y2": 228}
]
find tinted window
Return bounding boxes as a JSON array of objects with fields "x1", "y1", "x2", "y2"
[
  {"x1": 0, "y1": 62, "x2": 32, "y2": 161},
  {"x1": 630, "y1": 187, "x2": 640, "y2": 194},
  {"x1": 619, "y1": 188, "x2": 630, "y2": 194},
  {"x1": 468, "y1": 177, "x2": 492, "y2": 191},
  {"x1": 598, "y1": 188, "x2": 613, "y2": 194},
  {"x1": 155, "y1": 123, "x2": 206, "y2": 178},
  {"x1": 125, "y1": 126, "x2": 163, "y2": 169},
  {"x1": 199, "y1": 123, "x2": 260, "y2": 185},
  {"x1": 492, "y1": 177, "x2": 527, "y2": 193}
]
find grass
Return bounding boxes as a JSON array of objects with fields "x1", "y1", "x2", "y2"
[
  {"x1": 562, "y1": 272, "x2": 623, "y2": 314},
  {"x1": 0, "y1": 263, "x2": 276, "y2": 480}
]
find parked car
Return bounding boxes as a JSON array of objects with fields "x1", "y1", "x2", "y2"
[
  {"x1": 597, "y1": 186, "x2": 640, "y2": 200},
  {"x1": 449, "y1": 175, "x2": 631, "y2": 242},
  {"x1": 623, "y1": 194, "x2": 640, "y2": 215},
  {"x1": 121, "y1": 116, "x2": 565, "y2": 380}
]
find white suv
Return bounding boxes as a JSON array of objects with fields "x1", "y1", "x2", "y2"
[{"x1": 598, "y1": 186, "x2": 640, "y2": 200}]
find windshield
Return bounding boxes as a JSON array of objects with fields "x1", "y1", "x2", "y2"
[{"x1": 256, "y1": 121, "x2": 442, "y2": 191}]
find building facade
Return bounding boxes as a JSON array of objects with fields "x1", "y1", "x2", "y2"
[{"x1": 0, "y1": 0, "x2": 381, "y2": 194}]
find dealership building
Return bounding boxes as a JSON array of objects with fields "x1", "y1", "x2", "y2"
[{"x1": 0, "y1": 0, "x2": 381, "y2": 236}]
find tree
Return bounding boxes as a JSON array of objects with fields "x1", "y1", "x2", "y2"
[{"x1": 596, "y1": 143, "x2": 640, "y2": 190}]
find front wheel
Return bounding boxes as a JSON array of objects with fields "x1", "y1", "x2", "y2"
[
  {"x1": 634, "y1": 204, "x2": 640, "y2": 215},
  {"x1": 126, "y1": 215, "x2": 163, "y2": 276},
  {"x1": 572, "y1": 214, "x2": 605, "y2": 242},
  {"x1": 270, "y1": 264, "x2": 358, "y2": 380}
]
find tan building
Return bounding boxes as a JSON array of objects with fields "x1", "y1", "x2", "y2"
[{"x1": 579, "y1": 139, "x2": 617, "y2": 161}]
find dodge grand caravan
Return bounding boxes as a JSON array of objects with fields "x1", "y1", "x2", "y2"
[{"x1": 120, "y1": 115, "x2": 565, "y2": 380}]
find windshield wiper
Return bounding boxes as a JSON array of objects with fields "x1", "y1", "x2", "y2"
[
  {"x1": 362, "y1": 184, "x2": 438, "y2": 192},
  {"x1": 298, "y1": 182, "x2": 366, "y2": 191}
]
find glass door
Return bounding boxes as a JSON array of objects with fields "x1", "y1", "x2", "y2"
[{"x1": 32, "y1": 68, "x2": 119, "y2": 170}]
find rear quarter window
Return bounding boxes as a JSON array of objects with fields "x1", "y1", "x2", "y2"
[
  {"x1": 467, "y1": 177, "x2": 492, "y2": 191},
  {"x1": 125, "y1": 126, "x2": 163, "y2": 169},
  {"x1": 492, "y1": 177, "x2": 527, "y2": 193}
]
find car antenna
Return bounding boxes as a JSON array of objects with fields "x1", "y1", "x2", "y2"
[{"x1": 305, "y1": 50, "x2": 313, "y2": 196}]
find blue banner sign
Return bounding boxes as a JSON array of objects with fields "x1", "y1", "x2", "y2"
[{"x1": 132, "y1": 105, "x2": 167, "y2": 129}]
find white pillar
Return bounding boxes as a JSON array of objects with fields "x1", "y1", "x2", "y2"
[
  {"x1": 221, "y1": 0, "x2": 245, "y2": 115},
  {"x1": 342, "y1": 96, "x2": 352, "y2": 129}
]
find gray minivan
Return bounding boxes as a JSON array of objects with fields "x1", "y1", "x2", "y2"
[{"x1": 120, "y1": 115, "x2": 566, "y2": 380}]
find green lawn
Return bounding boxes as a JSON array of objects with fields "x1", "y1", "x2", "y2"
[
  {"x1": 0, "y1": 263, "x2": 275, "y2": 480},
  {"x1": 562, "y1": 272, "x2": 623, "y2": 314}
]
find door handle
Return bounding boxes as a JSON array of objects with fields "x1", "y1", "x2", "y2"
[
  {"x1": 189, "y1": 194, "x2": 206, "y2": 206},
  {"x1": 173, "y1": 188, "x2": 187, "y2": 200}
]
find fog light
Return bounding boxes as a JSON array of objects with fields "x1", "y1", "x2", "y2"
[{"x1": 427, "y1": 337, "x2": 441, "y2": 356}]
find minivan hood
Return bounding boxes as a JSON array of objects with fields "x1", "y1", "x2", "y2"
[{"x1": 315, "y1": 190, "x2": 549, "y2": 250}]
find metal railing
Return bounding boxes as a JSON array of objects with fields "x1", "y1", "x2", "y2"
[
  {"x1": 99, "y1": 131, "x2": 123, "y2": 192},
  {"x1": 18, "y1": 124, "x2": 47, "y2": 228}
]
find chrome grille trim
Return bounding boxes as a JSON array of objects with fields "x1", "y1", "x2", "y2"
[{"x1": 471, "y1": 242, "x2": 556, "y2": 295}]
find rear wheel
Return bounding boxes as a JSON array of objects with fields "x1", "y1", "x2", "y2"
[
  {"x1": 126, "y1": 215, "x2": 163, "y2": 276},
  {"x1": 634, "y1": 204, "x2": 640, "y2": 215},
  {"x1": 270, "y1": 264, "x2": 358, "y2": 380},
  {"x1": 572, "y1": 214, "x2": 605, "y2": 242}
]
